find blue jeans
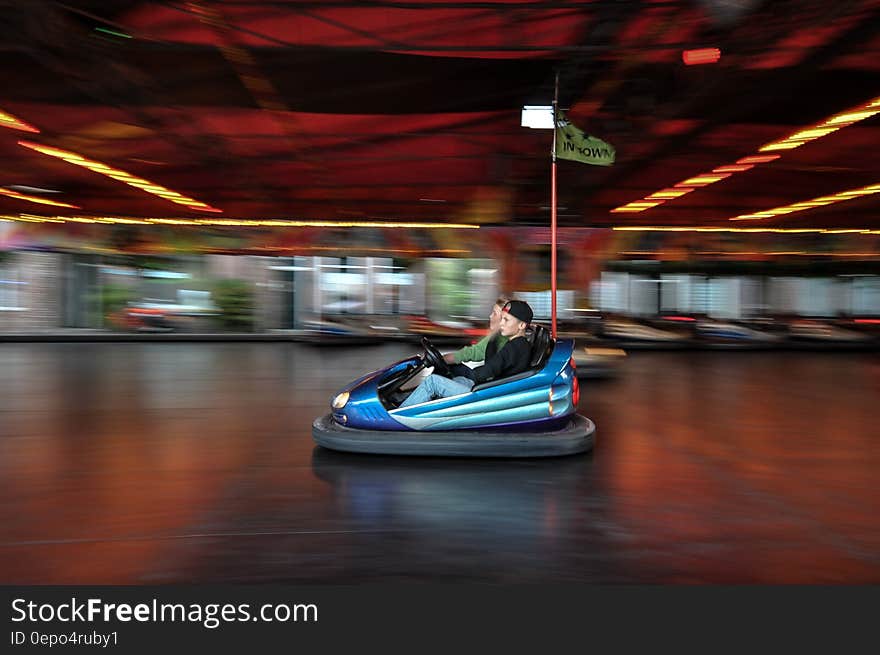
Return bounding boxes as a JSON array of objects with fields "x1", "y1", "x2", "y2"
[{"x1": 398, "y1": 374, "x2": 474, "y2": 408}]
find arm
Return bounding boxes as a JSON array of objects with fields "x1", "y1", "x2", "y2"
[{"x1": 445, "y1": 333, "x2": 492, "y2": 364}]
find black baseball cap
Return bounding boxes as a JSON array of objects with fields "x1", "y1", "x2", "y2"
[{"x1": 502, "y1": 300, "x2": 533, "y2": 325}]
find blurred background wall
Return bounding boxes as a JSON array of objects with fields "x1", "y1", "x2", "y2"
[{"x1": 1, "y1": 221, "x2": 879, "y2": 334}]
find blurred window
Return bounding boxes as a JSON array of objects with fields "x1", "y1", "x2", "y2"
[
  {"x1": 798, "y1": 278, "x2": 835, "y2": 317},
  {"x1": 596, "y1": 272, "x2": 629, "y2": 313},
  {"x1": 769, "y1": 277, "x2": 798, "y2": 315},
  {"x1": 628, "y1": 276, "x2": 658, "y2": 317},
  {"x1": 689, "y1": 276, "x2": 710, "y2": 315},
  {"x1": 320, "y1": 257, "x2": 366, "y2": 314},
  {"x1": 852, "y1": 276, "x2": 880, "y2": 316},
  {"x1": 708, "y1": 278, "x2": 741, "y2": 319},
  {"x1": 0, "y1": 261, "x2": 26, "y2": 311},
  {"x1": 660, "y1": 275, "x2": 688, "y2": 313},
  {"x1": 740, "y1": 277, "x2": 765, "y2": 318}
]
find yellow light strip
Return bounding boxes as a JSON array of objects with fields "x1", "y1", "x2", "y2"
[
  {"x1": 0, "y1": 188, "x2": 79, "y2": 209},
  {"x1": 646, "y1": 188, "x2": 695, "y2": 200},
  {"x1": 611, "y1": 94, "x2": 880, "y2": 214},
  {"x1": 14, "y1": 214, "x2": 65, "y2": 223},
  {"x1": 0, "y1": 214, "x2": 481, "y2": 229},
  {"x1": 0, "y1": 109, "x2": 39, "y2": 133},
  {"x1": 730, "y1": 182, "x2": 880, "y2": 221},
  {"x1": 611, "y1": 201, "x2": 664, "y2": 212},
  {"x1": 712, "y1": 164, "x2": 754, "y2": 173},
  {"x1": 17, "y1": 140, "x2": 222, "y2": 213},
  {"x1": 676, "y1": 174, "x2": 731, "y2": 186},
  {"x1": 619, "y1": 249, "x2": 879, "y2": 257},
  {"x1": 736, "y1": 155, "x2": 781, "y2": 164},
  {"x1": 757, "y1": 141, "x2": 806, "y2": 151},
  {"x1": 760, "y1": 95, "x2": 880, "y2": 152},
  {"x1": 612, "y1": 226, "x2": 880, "y2": 234}
]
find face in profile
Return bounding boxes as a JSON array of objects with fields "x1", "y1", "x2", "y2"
[
  {"x1": 499, "y1": 312, "x2": 525, "y2": 337},
  {"x1": 489, "y1": 303, "x2": 504, "y2": 331}
]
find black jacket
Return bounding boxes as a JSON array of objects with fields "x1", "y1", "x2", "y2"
[
  {"x1": 471, "y1": 336, "x2": 531, "y2": 384},
  {"x1": 485, "y1": 333, "x2": 502, "y2": 361}
]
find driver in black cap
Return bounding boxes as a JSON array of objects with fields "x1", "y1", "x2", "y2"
[{"x1": 399, "y1": 300, "x2": 534, "y2": 408}]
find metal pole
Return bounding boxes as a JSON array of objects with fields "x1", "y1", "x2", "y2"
[{"x1": 550, "y1": 71, "x2": 559, "y2": 338}]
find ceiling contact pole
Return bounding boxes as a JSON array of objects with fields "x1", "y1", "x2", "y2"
[{"x1": 550, "y1": 71, "x2": 559, "y2": 339}]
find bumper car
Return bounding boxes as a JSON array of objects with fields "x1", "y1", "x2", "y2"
[
  {"x1": 312, "y1": 325, "x2": 595, "y2": 458},
  {"x1": 405, "y1": 315, "x2": 476, "y2": 346},
  {"x1": 571, "y1": 344, "x2": 627, "y2": 378},
  {"x1": 694, "y1": 319, "x2": 783, "y2": 346},
  {"x1": 297, "y1": 317, "x2": 386, "y2": 345},
  {"x1": 600, "y1": 317, "x2": 690, "y2": 347},
  {"x1": 788, "y1": 319, "x2": 873, "y2": 344}
]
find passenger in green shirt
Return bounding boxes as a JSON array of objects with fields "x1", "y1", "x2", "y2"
[{"x1": 443, "y1": 295, "x2": 511, "y2": 373}]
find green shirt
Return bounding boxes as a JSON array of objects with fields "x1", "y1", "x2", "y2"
[{"x1": 452, "y1": 333, "x2": 508, "y2": 364}]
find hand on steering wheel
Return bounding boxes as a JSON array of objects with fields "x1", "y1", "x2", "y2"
[{"x1": 420, "y1": 336, "x2": 453, "y2": 378}]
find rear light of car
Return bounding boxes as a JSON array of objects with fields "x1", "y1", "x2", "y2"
[
  {"x1": 569, "y1": 357, "x2": 577, "y2": 371},
  {"x1": 572, "y1": 374, "x2": 580, "y2": 406}
]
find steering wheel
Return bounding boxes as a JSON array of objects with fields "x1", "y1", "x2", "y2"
[{"x1": 420, "y1": 336, "x2": 452, "y2": 378}]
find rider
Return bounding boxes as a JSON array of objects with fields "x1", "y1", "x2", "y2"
[
  {"x1": 444, "y1": 294, "x2": 511, "y2": 378},
  {"x1": 398, "y1": 300, "x2": 534, "y2": 408}
]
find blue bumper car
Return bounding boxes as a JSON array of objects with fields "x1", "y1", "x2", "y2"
[{"x1": 312, "y1": 325, "x2": 596, "y2": 457}]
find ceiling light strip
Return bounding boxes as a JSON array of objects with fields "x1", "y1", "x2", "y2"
[
  {"x1": 0, "y1": 214, "x2": 480, "y2": 229},
  {"x1": 730, "y1": 182, "x2": 880, "y2": 221},
  {"x1": 623, "y1": 250, "x2": 879, "y2": 257},
  {"x1": 0, "y1": 109, "x2": 39, "y2": 133},
  {"x1": 612, "y1": 226, "x2": 880, "y2": 234},
  {"x1": 17, "y1": 141, "x2": 221, "y2": 213},
  {"x1": 611, "y1": 94, "x2": 880, "y2": 214},
  {"x1": 760, "y1": 95, "x2": 880, "y2": 152},
  {"x1": 0, "y1": 188, "x2": 79, "y2": 209}
]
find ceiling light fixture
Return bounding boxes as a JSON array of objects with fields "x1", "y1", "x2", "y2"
[
  {"x1": 682, "y1": 48, "x2": 721, "y2": 65},
  {"x1": 17, "y1": 140, "x2": 222, "y2": 213},
  {"x1": 521, "y1": 105, "x2": 554, "y2": 129}
]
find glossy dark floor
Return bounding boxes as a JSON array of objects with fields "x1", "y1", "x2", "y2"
[{"x1": 1, "y1": 343, "x2": 877, "y2": 584}]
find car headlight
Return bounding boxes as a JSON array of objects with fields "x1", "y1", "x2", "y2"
[{"x1": 332, "y1": 392, "x2": 350, "y2": 410}]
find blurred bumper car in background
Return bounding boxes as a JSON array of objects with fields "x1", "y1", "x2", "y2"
[{"x1": 571, "y1": 345, "x2": 627, "y2": 379}]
